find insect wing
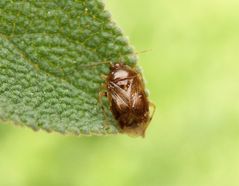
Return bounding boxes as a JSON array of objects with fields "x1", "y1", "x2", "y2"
[{"x1": 109, "y1": 81, "x2": 130, "y2": 111}]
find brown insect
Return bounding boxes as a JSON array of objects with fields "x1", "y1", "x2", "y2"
[{"x1": 99, "y1": 63, "x2": 155, "y2": 137}]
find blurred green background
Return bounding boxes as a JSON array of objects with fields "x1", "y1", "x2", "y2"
[{"x1": 1, "y1": 0, "x2": 239, "y2": 185}]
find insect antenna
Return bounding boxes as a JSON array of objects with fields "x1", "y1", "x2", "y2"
[
  {"x1": 76, "y1": 61, "x2": 112, "y2": 70},
  {"x1": 76, "y1": 49, "x2": 151, "y2": 69},
  {"x1": 77, "y1": 61, "x2": 111, "y2": 67},
  {"x1": 135, "y1": 49, "x2": 152, "y2": 55}
]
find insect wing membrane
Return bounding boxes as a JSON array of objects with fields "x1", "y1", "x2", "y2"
[{"x1": 109, "y1": 81, "x2": 129, "y2": 111}]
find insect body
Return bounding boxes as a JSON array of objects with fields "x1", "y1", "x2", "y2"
[{"x1": 102, "y1": 63, "x2": 155, "y2": 137}]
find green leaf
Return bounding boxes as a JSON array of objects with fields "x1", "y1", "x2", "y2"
[{"x1": 0, "y1": 0, "x2": 137, "y2": 135}]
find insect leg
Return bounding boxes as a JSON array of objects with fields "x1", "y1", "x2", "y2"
[
  {"x1": 100, "y1": 74, "x2": 107, "y2": 80},
  {"x1": 98, "y1": 89, "x2": 110, "y2": 129},
  {"x1": 149, "y1": 102, "x2": 156, "y2": 122}
]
